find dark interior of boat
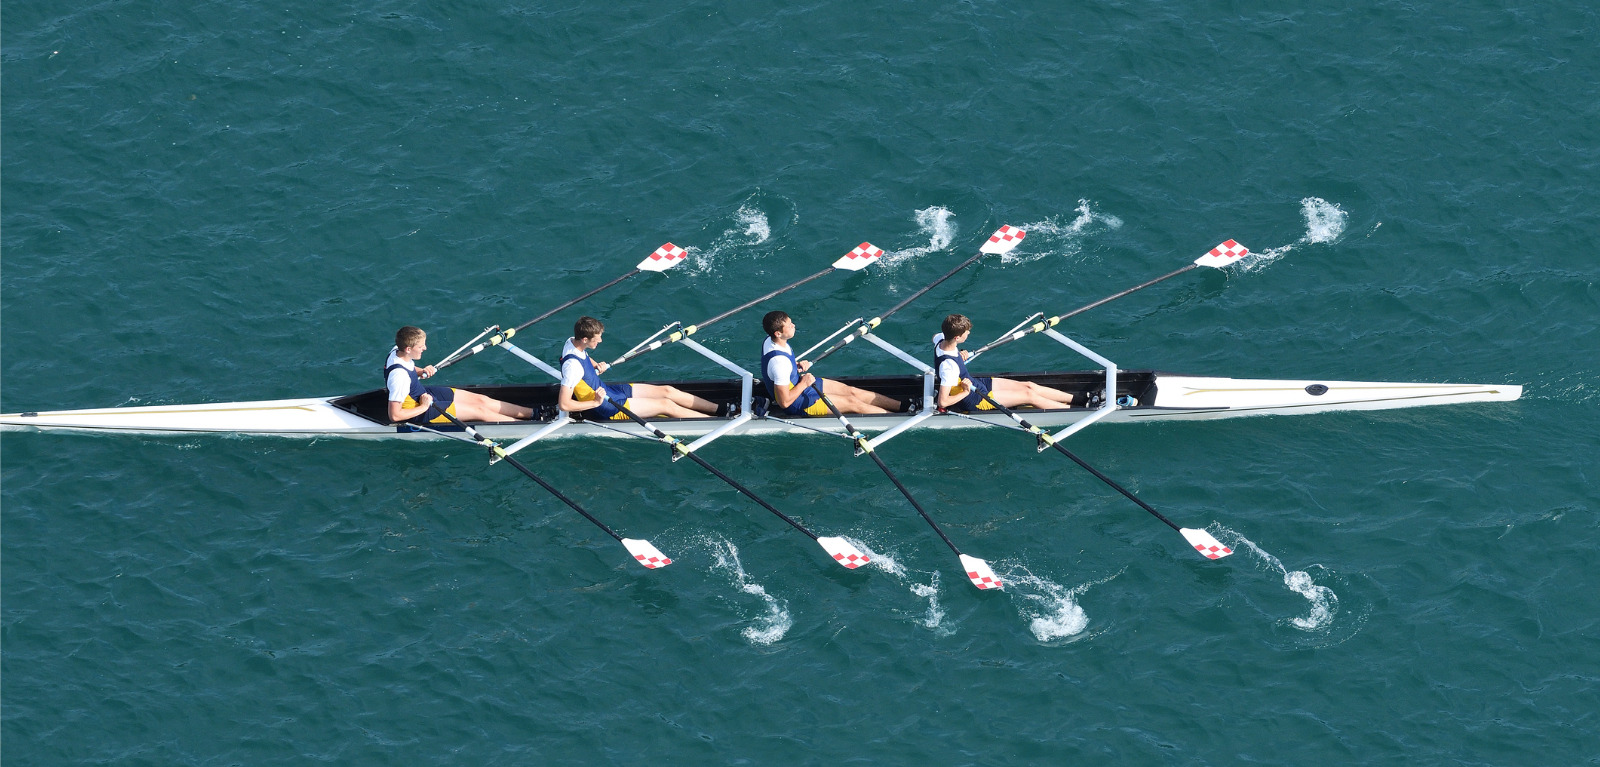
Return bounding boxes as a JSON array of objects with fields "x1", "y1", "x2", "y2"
[{"x1": 330, "y1": 371, "x2": 1163, "y2": 426}]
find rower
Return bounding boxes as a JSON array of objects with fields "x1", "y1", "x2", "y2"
[
  {"x1": 760, "y1": 311, "x2": 907, "y2": 416},
  {"x1": 933, "y1": 314, "x2": 1076, "y2": 412},
  {"x1": 386, "y1": 326, "x2": 535, "y2": 424},
  {"x1": 558, "y1": 316, "x2": 720, "y2": 420}
]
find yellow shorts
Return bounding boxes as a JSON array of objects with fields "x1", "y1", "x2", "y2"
[
  {"x1": 802, "y1": 400, "x2": 832, "y2": 416},
  {"x1": 607, "y1": 399, "x2": 632, "y2": 420}
]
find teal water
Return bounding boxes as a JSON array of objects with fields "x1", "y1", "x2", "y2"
[{"x1": 5, "y1": 1, "x2": 1597, "y2": 764}]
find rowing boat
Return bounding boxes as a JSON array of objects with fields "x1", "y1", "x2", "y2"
[
  {"x1": 0, "y1": 369, "x2": 1521, "y2": 440},
  {"x1": 0, "y1": 228, "x2": 1525, "y2": 580}
]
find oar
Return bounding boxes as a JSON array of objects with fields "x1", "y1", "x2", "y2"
[
  {"x1": 792, "y1": 226, "x2": 1031, "y2": 591},
  {"x1": 807, "y1": 225, "x2": 1028, "y2": 366},
  {"x1": 967, "y1": 384, "x2": 1233, "y2": 559},
  {"x1": 605, "y1": 403, "x2": 872, "y2": 570},
  {"x1": 815, "y1": 391, "x2": 1003, "y2": 590},
  {"x1": 608, "y1": 242, "x2": 886, "y2": 367},
  {"x1": 420, "y1": 405, "x2": 674, "y2": 569},
  {"x1": 436, "y1": 243, "x2": 690, "y2": 370},
  {"x1": 969, "y1": 239, "x2": 1250, "y2": 359}
]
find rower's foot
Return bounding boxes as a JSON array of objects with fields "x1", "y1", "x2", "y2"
[{"x1": 716, "y1": 401, "x2": 741, "y2": 418}]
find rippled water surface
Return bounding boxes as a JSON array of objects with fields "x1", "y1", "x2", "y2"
[{"x1": 5, "y1": 2, "x2": 1597, "y2": 764}]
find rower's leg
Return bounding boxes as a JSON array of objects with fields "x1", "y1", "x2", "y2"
[
  {"x1": 631, "y1": 383, "x2": 717, "y2": 415},
  {"x1": 623, "y1": 397, "x2": 713, "y2": 419},
  {"x1": 989, "y1": 377, "x2": 1074, "y2": 409},
  {"x1": 452, "y1": 390, "x2": 534, "y2": 422},
  {"x1": 821, "y1": 379, "x2": 896, "y2": 413}
]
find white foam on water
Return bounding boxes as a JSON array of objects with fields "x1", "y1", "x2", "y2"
[
  {"x1": 847, "y1": 538, "x2": 951, "y2": 633},
  {"x1": 683, "y1": 202, "x2": 775, "y2": 274},
  {"x1": 706, "y1": 536, "x2": 792, "y2": 645},
  {"x1": 880, "y1": 206, "x2": 957, "y2": 268},
  {"x1": 1002, "y1": 564, "x2": 1120, "y2": 642},
  {"x1": 1219, "y1": 527, "x2": 1339, "y2": 631},
  {"x1": 1240, "y1": 197, "x2": 1349, "y2": 272},
  {"x1": 1008, "y1": 199, "x2": 1122, "y2": 265}
]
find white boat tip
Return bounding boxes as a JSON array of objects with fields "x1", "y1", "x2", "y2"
[
  {"x1": 1180, "y1": 528, "x2": 1234, "y2": 560},
  {"x1": 621, "y1": 538, "x2": 673, "y2": 569},
  {"x1": 959, "y1": 554, "x2": 1004, "y2": 590},
  {"x1": 817, "y1": 536, "x2": 871, "y2": 569}
]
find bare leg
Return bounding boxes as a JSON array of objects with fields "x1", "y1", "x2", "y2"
[
  {"x1": 820, "y1": 379, "x2": 894, "y2": 414},
  {"x1": 987, "y1": 377, "x2": 1075, "y2": 409},
  {"x1": 631, "y1": 383, "x2": 717, "y2": 415},
  {"x1": 452, "y1": 390, "x2": 534, "y2": 422},
  {"x1": 622, "y1": 397, "x2": 713, "y2": 419}
]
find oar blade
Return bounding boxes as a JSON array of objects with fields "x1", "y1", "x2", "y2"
[
  {"x1": 1192, "y1": 239, "x2": 1249, "y2": 269},
  {"x1": 621, "y1": 538, "x2": 674, "y2": 569},
  {"x1": 817, "y1": 536, "x2": 872, "y2": 569},
  {"x1": 960, "y1": 554, "x2": 1004, "y2": 591},
  {"x1": 637, "y1": 243, "x2": 689, "y2": 272},
  {"x1": 831, "y1": 242, "x2": 885, "y2": 271},
  {"x1": 978, "y1": 225, "x2": 1027, "y2": 255},
  {"x1": 1180, "y1": 528, "x2": 1234, "y2": 560}
]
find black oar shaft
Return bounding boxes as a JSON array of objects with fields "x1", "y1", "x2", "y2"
[
  {"x1": 696, "y1": 267, "x2": 834, "y2": 332},
  {"x1": 812, "y1": 249, "x2": 987, "y2": 366},
  {"x1": 426, "y1": 407, "x2": 625, "y2": 541},
  {"x1": 976, "y1": 263, "x2": 1198, "y2": 356},
  {"x1": 436, "y1": 268, "x2": 642, "y2": 370},
  {"x1": 513, "y1": 269, "x2": 640, "y2": 333},
  {"x1": 810, "y1": 386, "x2": 964, "y2": 556},
  {"x1": 612, "y1": 405, "x2": 819, "y2": 541},
  {"x1": 975, "y1": 389, "x2": 1182, "y2": 533}
]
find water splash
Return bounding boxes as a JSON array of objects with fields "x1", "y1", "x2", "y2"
[
  {"x1": 1008, "y1": 200, "x2": 1123, "y2": 265},
  {"x1": 848, "y1": 538, "x2": 951, "y2": 633},
  {"x1": 880, "y1": 206, "x2": 957, "y2": 267},
  {"x1": 1002, "y1": 564, "x2": 1121, "y2": 642},
  {"x1": 706, "y1": 536, "x2": 792, "y2": 645},
  {"x1": 1219, "y1": 527, "x2": 1339, "y2": 631},
  {"x1": 683, "y1": 202, "x2": 776, "y2": 274},
  {"x1": 1241, "y1": 197, "x2": 1348, "y2": 272}
]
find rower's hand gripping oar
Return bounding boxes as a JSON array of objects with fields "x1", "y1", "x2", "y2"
[
  {"x1": 418, "y1": 404, "x2": 673, "y2": 569},
  {"x1": 436, "y1": 243, "x2": 690, "y2": 371},
  {"x1": 602, "y1": 402, "x2": 871, "y2": 570},
  {"x1": 609, "y1": 242, "x2": 886, "y2": 367},
  {"x1": 970, "y1": 240, "x2": 1250, "y2": 359},
  {"x1": 967, "y1": 384, "x2": 1233, "y2": 560}
]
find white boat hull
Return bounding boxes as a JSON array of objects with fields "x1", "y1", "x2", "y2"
[{"x1": 0, "y1": 374, "x2": 1522, "y2": 441}]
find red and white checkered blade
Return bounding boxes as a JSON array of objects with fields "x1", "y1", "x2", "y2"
[
  {"x1": 979, "y1": 225, "x2": 1027, "y2": 255},
  {"x1": 1180, "y1": 528, "x2": 1234, "y2": 560},
  {"x1": 621, "y1": 538, "x2": 673, "y2": 569},
  {"x1": 817, "y1": 536, "x2": 871, "y2": 569},
  {"x1": 831, "y1": 242, "x2": 885, "y2": 271},
  {"x1": 637, "y1": 243, "x2": 689, "y2": 273},
  {"x1": 959, "y1": 554, "x2": 1004, "y2": 591},
  {"x1": 1193, "y1": 239, "x2": 1249, "y2": 269}
]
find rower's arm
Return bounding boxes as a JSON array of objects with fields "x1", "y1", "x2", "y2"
[
  {"x1": 772, "y1": 374, "x2": 816, "y2": 408},
  {"x1": 936, "y1": 382, "x2": 968, "y2": 410},
  {"x1": 556, "y1": 385, "x2": 603, "y2": 413},
  {"x1": 388, "y1": 395, "x2": 434, "y2": 423}
]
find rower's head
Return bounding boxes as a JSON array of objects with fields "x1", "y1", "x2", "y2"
[
  {"x1": 395, "y1": 326, "x2": 427, "y2": 356},
  {"x1": 941, "y1": 314, "x2": 973, "y2": 344},
  {"x1": 763, "y1": 311, "x2": 795, "y2": 341},
  {"x1": 574, "y1": 316, "x2": 605, "y2": 348}
]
